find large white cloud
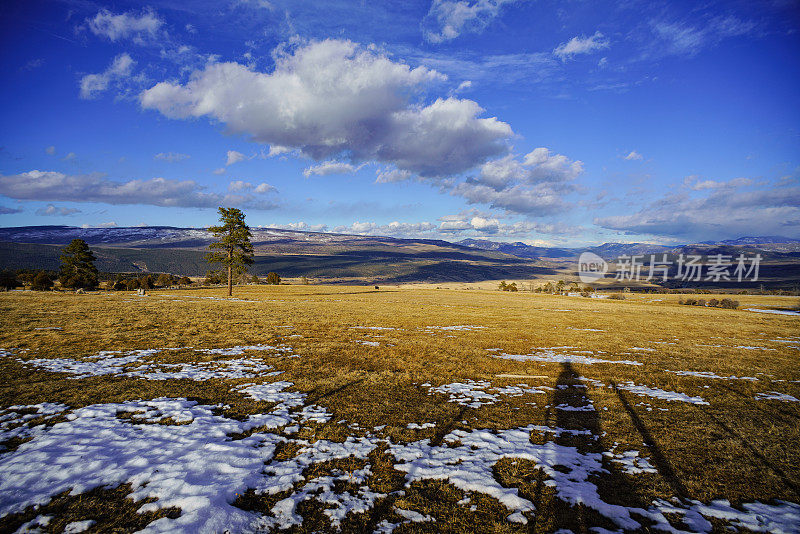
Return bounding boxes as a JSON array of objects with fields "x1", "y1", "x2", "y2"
[
  {"x1": 422, "y1": 0, "x2": 522, "y2": 43},
  {"x1": 140, "y1": 39, "x2": 512, "y2": 177},
  {"x1": 0, "y1": 170, "x2": 278, "y2": 210}
]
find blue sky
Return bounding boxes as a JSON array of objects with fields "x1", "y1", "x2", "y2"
[{"x1": 0, "y1": 0, "x2": 798, "y2": 246}]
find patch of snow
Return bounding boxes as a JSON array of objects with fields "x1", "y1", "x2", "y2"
[
  {"x1": 423, "y1": 325, "x2": 487, "y2": 332},
  {"x1": 491, "y1": 350, "x2": 642, "y2": 366},
  {"x1": 666, "y1": 370, "x2": 758, "y2": 381},
  {"x1": 406, "y1": 422, "x2": 436, "y2": 430},
  {"x1": 18, "y1": 345, "x2": 294, "y2": 381},
  {"x1": 63, "y1": 519, "x2": 96, "y2": 533},
  {"x1": 614, "y1": 382, "x2": 708, "y2": 405},
  {"x1": 395, "y1": 508, "x2": 434, "y2": 522},
  {"x1": 755, "y1": 392, "x2": 800, "y2": 402},
  {"x1": 603, "y1": 449, "x2": 658, "y2": 475},
  {"x1": 745, "y1": 308, "x2": 800, "y2": 316},
  {"x1": 357, "y1": 340, "x2": 380, "y2": 347}
]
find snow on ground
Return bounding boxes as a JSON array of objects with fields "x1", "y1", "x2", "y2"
[
  {"x1": 427, "y1": 380, "x2": 551, "y2": 408},
  {"x1": 755, "y1": 392, "x2": 800, "y2": 402},
  {"x1": 613, "y1": 382, "x2": 709, "y2": 405},
  {"x1": 406, "y1": 422, "x2": 436, "y2": 430},
  {"x1": 2, "y1": 393, "x2": 799, "y2": 533},
  {"x1": 356, "y1": 340, "x2": 380, "y2": 347},
  {"x1": 603, "y1": 448, "x2": 658, "y2": 475},
  {"x1": 422, "y1": 325, "x2": 487, "y2": 332},
  {"x1": 11, "y1": 345, "x2": 295, "y2": 381},
  {"x1": 666, "y1": 370, "x2": 758, "y2": 381},
  {"x1": 745, "y1": 308, "x2": 800, "y2": 316},
  {"x1": 490, "y1": 349, "x2": 643, "y2": 366}
]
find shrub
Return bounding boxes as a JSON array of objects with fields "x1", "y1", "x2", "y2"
[
  {"x1": 178, "y1": 276, "x2": 192, "y2": 286},
  {"x1": 301, "y1": 276, "x2": 309, "y2": 285},
  {"x1": 155, "y1": 273, "x2": 174, "y2": 287},
  {"x1": 608, "y1": 293, "x2": 625, "y2": 300},
  {"x1": 696, "y1": 299, "x2": 706, "y2": 307},
  {"x1": 720, "y1": 298, "x2": 739, "y2": 309},
  {"x1": 506, "y1": 283, "x2": 518, "y2": 292},
  {"x1": 251, "y1": 274, "x2": 260, "y2": 284},
  {"x1": 498, "y1": 281, "x2": 507, "y2": 291},
  {"x1": 0, "y1": 270, "x2": 21, "y2": 290},
  {"x1": 708, "y1": 299, "x2": 720, "y2": 307},
  {"x1": 205, "y1": 271, "x2": 223, "y2": 285},
  {"x1": 683, "y1": 298, "x2": 697, "y2": 305},
  {"x1": 31, "y1": 271, "x2": 53, "y2": 291},
  {"x1": 139, "y1": 275, "x2": 153, "y2": 290},
  {"x1": 266, "y1": 272, "x2": 281, "y2": 285}
]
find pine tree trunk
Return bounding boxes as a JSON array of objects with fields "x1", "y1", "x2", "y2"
[{"x1": 227, "y1": 248, "x2": 233, "y2": 297}]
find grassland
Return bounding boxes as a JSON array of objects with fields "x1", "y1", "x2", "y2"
[{"x1": 0, "y1": 286, "x2": 798, "y2": 533}]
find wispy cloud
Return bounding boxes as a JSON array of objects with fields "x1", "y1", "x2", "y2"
[
  {"x1": 422, "y1": 0, "x2": 523, "y2": 43},
  {"x1": 84, "y1": 8, "x2": 165, "y2": 44},
  {"x1": 36, "y1": 204, "x2": 81, "y2": 216},
  {"x1": 0, "y1": 170, "x2": 279, "y2": 210},
  {"x1": 79, "y1": 53, "x2": 135, "y2": 99},
  {"x1": 154, "y1": 152, "x2": 190, "y2": 162},
  {"x1": 553, "y1": 31, "x2": 610, "y2": 60}
]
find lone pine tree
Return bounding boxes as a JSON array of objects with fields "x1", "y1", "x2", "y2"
[
  {"x1": 206, "y1": 207, "x2": 254, "y2": 297},
  {"x1": 59, "y1": 239, "x2": 99, "y2": 290}
]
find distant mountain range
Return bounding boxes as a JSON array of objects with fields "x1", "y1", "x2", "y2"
[
  {"x1": 0, "y1": 225, "x2": 555, "y2": 283},
  {"x1": 0, "y1": 226, "x2": 798, "y2": 285},
  {"x1": 458, "y1": 236, "x2": 800, "y2": 260}
]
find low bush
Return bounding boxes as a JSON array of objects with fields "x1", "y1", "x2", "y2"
[
  {"x1": 719, "y1": 298, "x2": 739, "y2": 309},
  {"x1": 608, "y1": 293, "x2": 625, "y2": 300},
  {"x1": 31, "y1": 271, "x2": 53, "y2": 291}
]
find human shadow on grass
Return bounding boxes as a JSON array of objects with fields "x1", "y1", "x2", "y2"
[{"x1": 525, "y1": 364, "x2": 656, "y2": 532}]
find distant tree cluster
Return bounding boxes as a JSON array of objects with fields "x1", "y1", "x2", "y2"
[
  {"x1": 112, "y1": 273, "x2": 191, "y2": 291},
  {"x1": 498, "y1": 281, "x2": 518, "y2": 292},
  {"x1": 532, "y1": 280, "x2": 594, "y2": 295},
  {"x1": 680, "y1": 297, "x2": 739, "y2": 309}
]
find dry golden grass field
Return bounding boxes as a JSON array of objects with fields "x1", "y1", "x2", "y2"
[{"x1": 0, "y1": 286, "x2": 798, "y2": 533}]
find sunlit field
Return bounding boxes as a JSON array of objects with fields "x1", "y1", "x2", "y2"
[{"x1": 1, "y1": 286, "x2": 798, "y2": 533}]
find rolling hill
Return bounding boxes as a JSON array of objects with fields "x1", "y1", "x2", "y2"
[{"x1": 0, "y1": 226, "x2": 556, "y2": 284}]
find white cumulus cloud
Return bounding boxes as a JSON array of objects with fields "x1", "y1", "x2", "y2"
[{"x1": 140, "y1": 39, "x2": 512, "y2": 178}]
